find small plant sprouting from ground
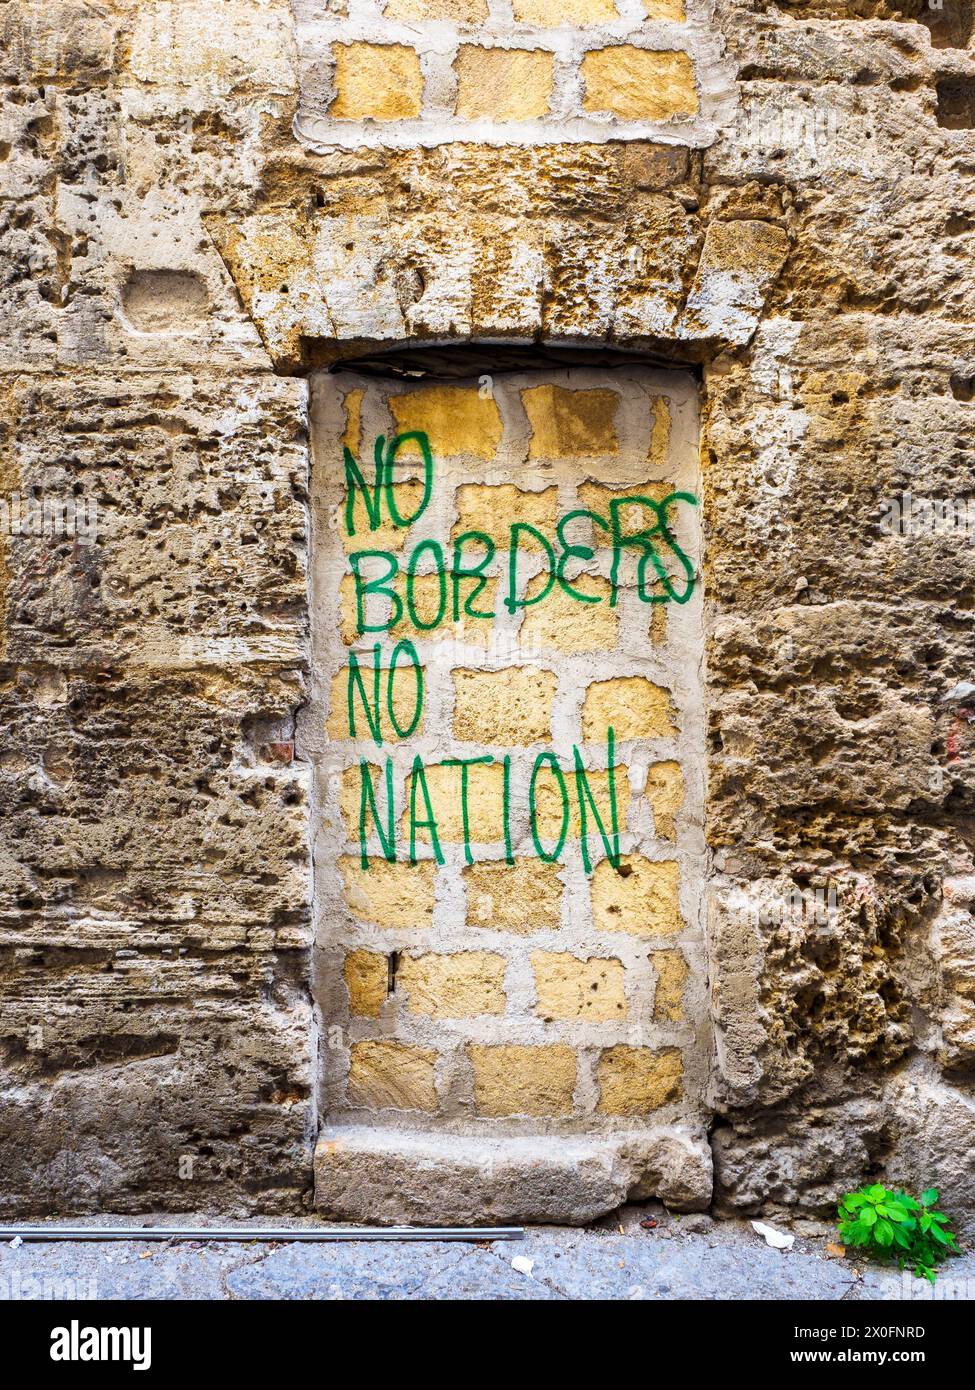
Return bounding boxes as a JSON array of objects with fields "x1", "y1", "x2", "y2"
[{"x1": 837, "y1": 1185, "x2": 961, "y2": 1283}]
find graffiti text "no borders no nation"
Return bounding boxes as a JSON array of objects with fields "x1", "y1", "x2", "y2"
[{"x1": 340, "y1": 431, "x2": 699, "y2": 874}]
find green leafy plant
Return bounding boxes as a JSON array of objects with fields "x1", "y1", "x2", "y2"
[{"x1": 837, "y1": 1185, "x2": 960, "y2": 1283}]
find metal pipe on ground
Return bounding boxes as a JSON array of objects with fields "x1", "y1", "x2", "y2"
[{"x1": 0, "y1": 1226, "x2": 523, "y2": 1243}]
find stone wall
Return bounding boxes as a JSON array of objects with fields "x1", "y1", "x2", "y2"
[
  {"x1": 0, "y1": 0, "x2": 315, "y2": 1214},
  {"x1": 0, "y1": 0, "x2": 973, "y2": 1228}
]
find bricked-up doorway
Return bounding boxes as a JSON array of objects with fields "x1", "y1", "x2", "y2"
[{"x1": 299, "y1": 365, "x2": 711, "y2": 1223}]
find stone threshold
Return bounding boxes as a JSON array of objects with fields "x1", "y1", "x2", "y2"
[{"x1": 313, "y1": 1123, "x2": 712, "y2": 1225}]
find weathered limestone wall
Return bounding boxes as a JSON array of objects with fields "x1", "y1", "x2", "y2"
[
  {"x1": 1, "y1": 0, "x2": 973, "y2": 1228},
  {"x1": 0, "y1": 0, "x2": 314, "y2": 1213},
  {"x1": 701, "y1": 2, "x2": 975, "y2": 1232}
]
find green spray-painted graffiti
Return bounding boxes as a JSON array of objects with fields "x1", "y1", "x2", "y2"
[
  {"x1": 355, "y1": 735, "x2": 622, "y2": 875},
  {"x1": 340, "y1": 431, "x2": 697, "y2": 872},
  {"x1": 344, "y1": 432, "x2": 699, "y2": 622}
]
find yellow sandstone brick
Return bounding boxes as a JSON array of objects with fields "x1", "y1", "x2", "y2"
[
  {"x1": 452, "y1": 483, "x2": 558, "y2": 551},
  {"x1": 513, "y1": 0, "x2": 617, "y2": 20},
  {"x1": 597, "y1": 1045, "x2": 683, "y2": 1114},
  {"x1": 519, "y1": 574, "x2": 617, "y2": 653},
  {"x1": 347, "y1": 1040, "x2": 438, "y2": 1112},
  {"x1": 468, "y1": 1044, "x2": 576, "y2": 1116},
  {"x1": 340, "y1": 572, "x2": 360, "y2": 645},
  {"x1": 582, "y1": 676, "x2": 675, "y2": 741},
  {"x1": 342, "y1": 387, "x2": 363, "y2": 454},
  {"x1": 455, "y1": 47, "x2": 553, "y2": 122},
  {"x1": 522, "y1": 384, "x2": 620, "y2": 458},
  {"x1": 643, "y1": 0, "x2": 685, "y2": 18},
  {"x1": 344, "y1": 950, "x2": 388, "y2": 1017},
  {"x1": 340, "y1": 569, "x2": 498, "y2": 645},
  {"x1": 406, "y1": 571, "x2": 498, "y2": 643},
  {"x1": 531, "y1": 952, "x2": 626, "y2": 1021},
  {"x1": 652, "y1": 948, "x2": 688, "y2": 1022},
  {"x1": 464, "y1": 859, "x2": 563, "y2": 932},
  {"x1": 453, "y1": 667, "x2": 556, "y2": 744},
  {"x1": 649, "y1": 396, "x2": 672, "y2": 466},
  {"x1": 590, "y1": 855, "x2": 682, "y2": 936},
  {"x1": 577, "y1": 479, "x2": 671, "y2": 536},
  {"x1": 386, "y1": 0, "x2": 488, "y2": 20},
  {"x1": 342, "y1": 480, "x2": 427, "y2": 554},
  {"x1": 531, "y1": 764, "x2": 630, "y2": 844},
  {"x1": 389, "y1": 385, "x2": 503, "y2": 458},
  {"x1": 582, "y1": 48, "x2": 698, "y2": 122},
  {"x1": 343, "y1": 763, "x2": 387, "y2": 844},
  {"x1": 646, "y1": 759, "x2": 684, "y2": 839},
  {"x1": 397, "y1": 951, "x2": 506, "y2": 1017},
  {"x1": 330, "y1": 43, "x2": 423, "y2": 121},
  {"x1": 402, "y1": 760, "x2": 507, "y2": 844},
  {"x1": 327, "y1": 661, "x2": 425, "y2": 744},
  {"x1": 404, "y1": 572, "x2": 498, "y2": 644},
  {"x1": 338, "y1": 856, "x2": 436, "y2": 929}
]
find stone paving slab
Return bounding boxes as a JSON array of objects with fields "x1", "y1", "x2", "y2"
[
  {"x1": 1, "y1": 1212, "x2": 973, "y2": 1301},
  {"x1": 511, "y1": 1228, "x2": 858, "y2": 1301}
]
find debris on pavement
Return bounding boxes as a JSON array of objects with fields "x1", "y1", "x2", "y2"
[{"x1": 751, "y1": 1220, "x2": 795, "y2": 1251}]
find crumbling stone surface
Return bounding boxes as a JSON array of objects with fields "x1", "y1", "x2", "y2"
[
  {"x1": 0, "y1": 456, "x2": 313, "y2": 1213},
  {"x1": 700, "y1": 0, "x2": 975, "y2": 1223},
  {"x1": 709, "y1": 877, "x2": 915, "y2": 1110},
  {"x1": 314, "y1": 1124, "x2": 712, "y2": 1224},
  {"x1": 0, "y1": 0, "x2": 972, "y2": 1225},
  {"x1": 711, "y1": 1092, "x2": 890, "y2": 1220},
  {"x1": 207, "y1": 140, "x2": 789, "y2": 371},
  {"x1": 883, "y1": 1068, "x2": 975, "y2": 1239},
  {"x1": 934, "y1": 877, "x2": 975, "y2": 1073},
  {"x1": 0, "y1": 3, "x2": 314, "y2": 1213}
]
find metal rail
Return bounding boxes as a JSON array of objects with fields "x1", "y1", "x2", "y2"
[{"x1": 0, "y1": 1225, "x2": 523, "y2": 1243}]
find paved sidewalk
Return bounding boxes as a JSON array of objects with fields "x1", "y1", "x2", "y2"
[{"x1": 1, "y1": 1207, "x2": 972, "y2": 1301}]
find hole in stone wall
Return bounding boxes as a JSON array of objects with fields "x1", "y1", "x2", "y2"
[
  {"x1": 329, "y1": 341, "x2": 700, "y2": 381},
  {"x1": 950, "y1": 373, "x2": 975, "y2": 400},
  {"x1": 937, "y1": 77, "x2": 975, "y2": 125},
  {"x1": 121, "y1": 269, "x2": 208, "y2": 332}
]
